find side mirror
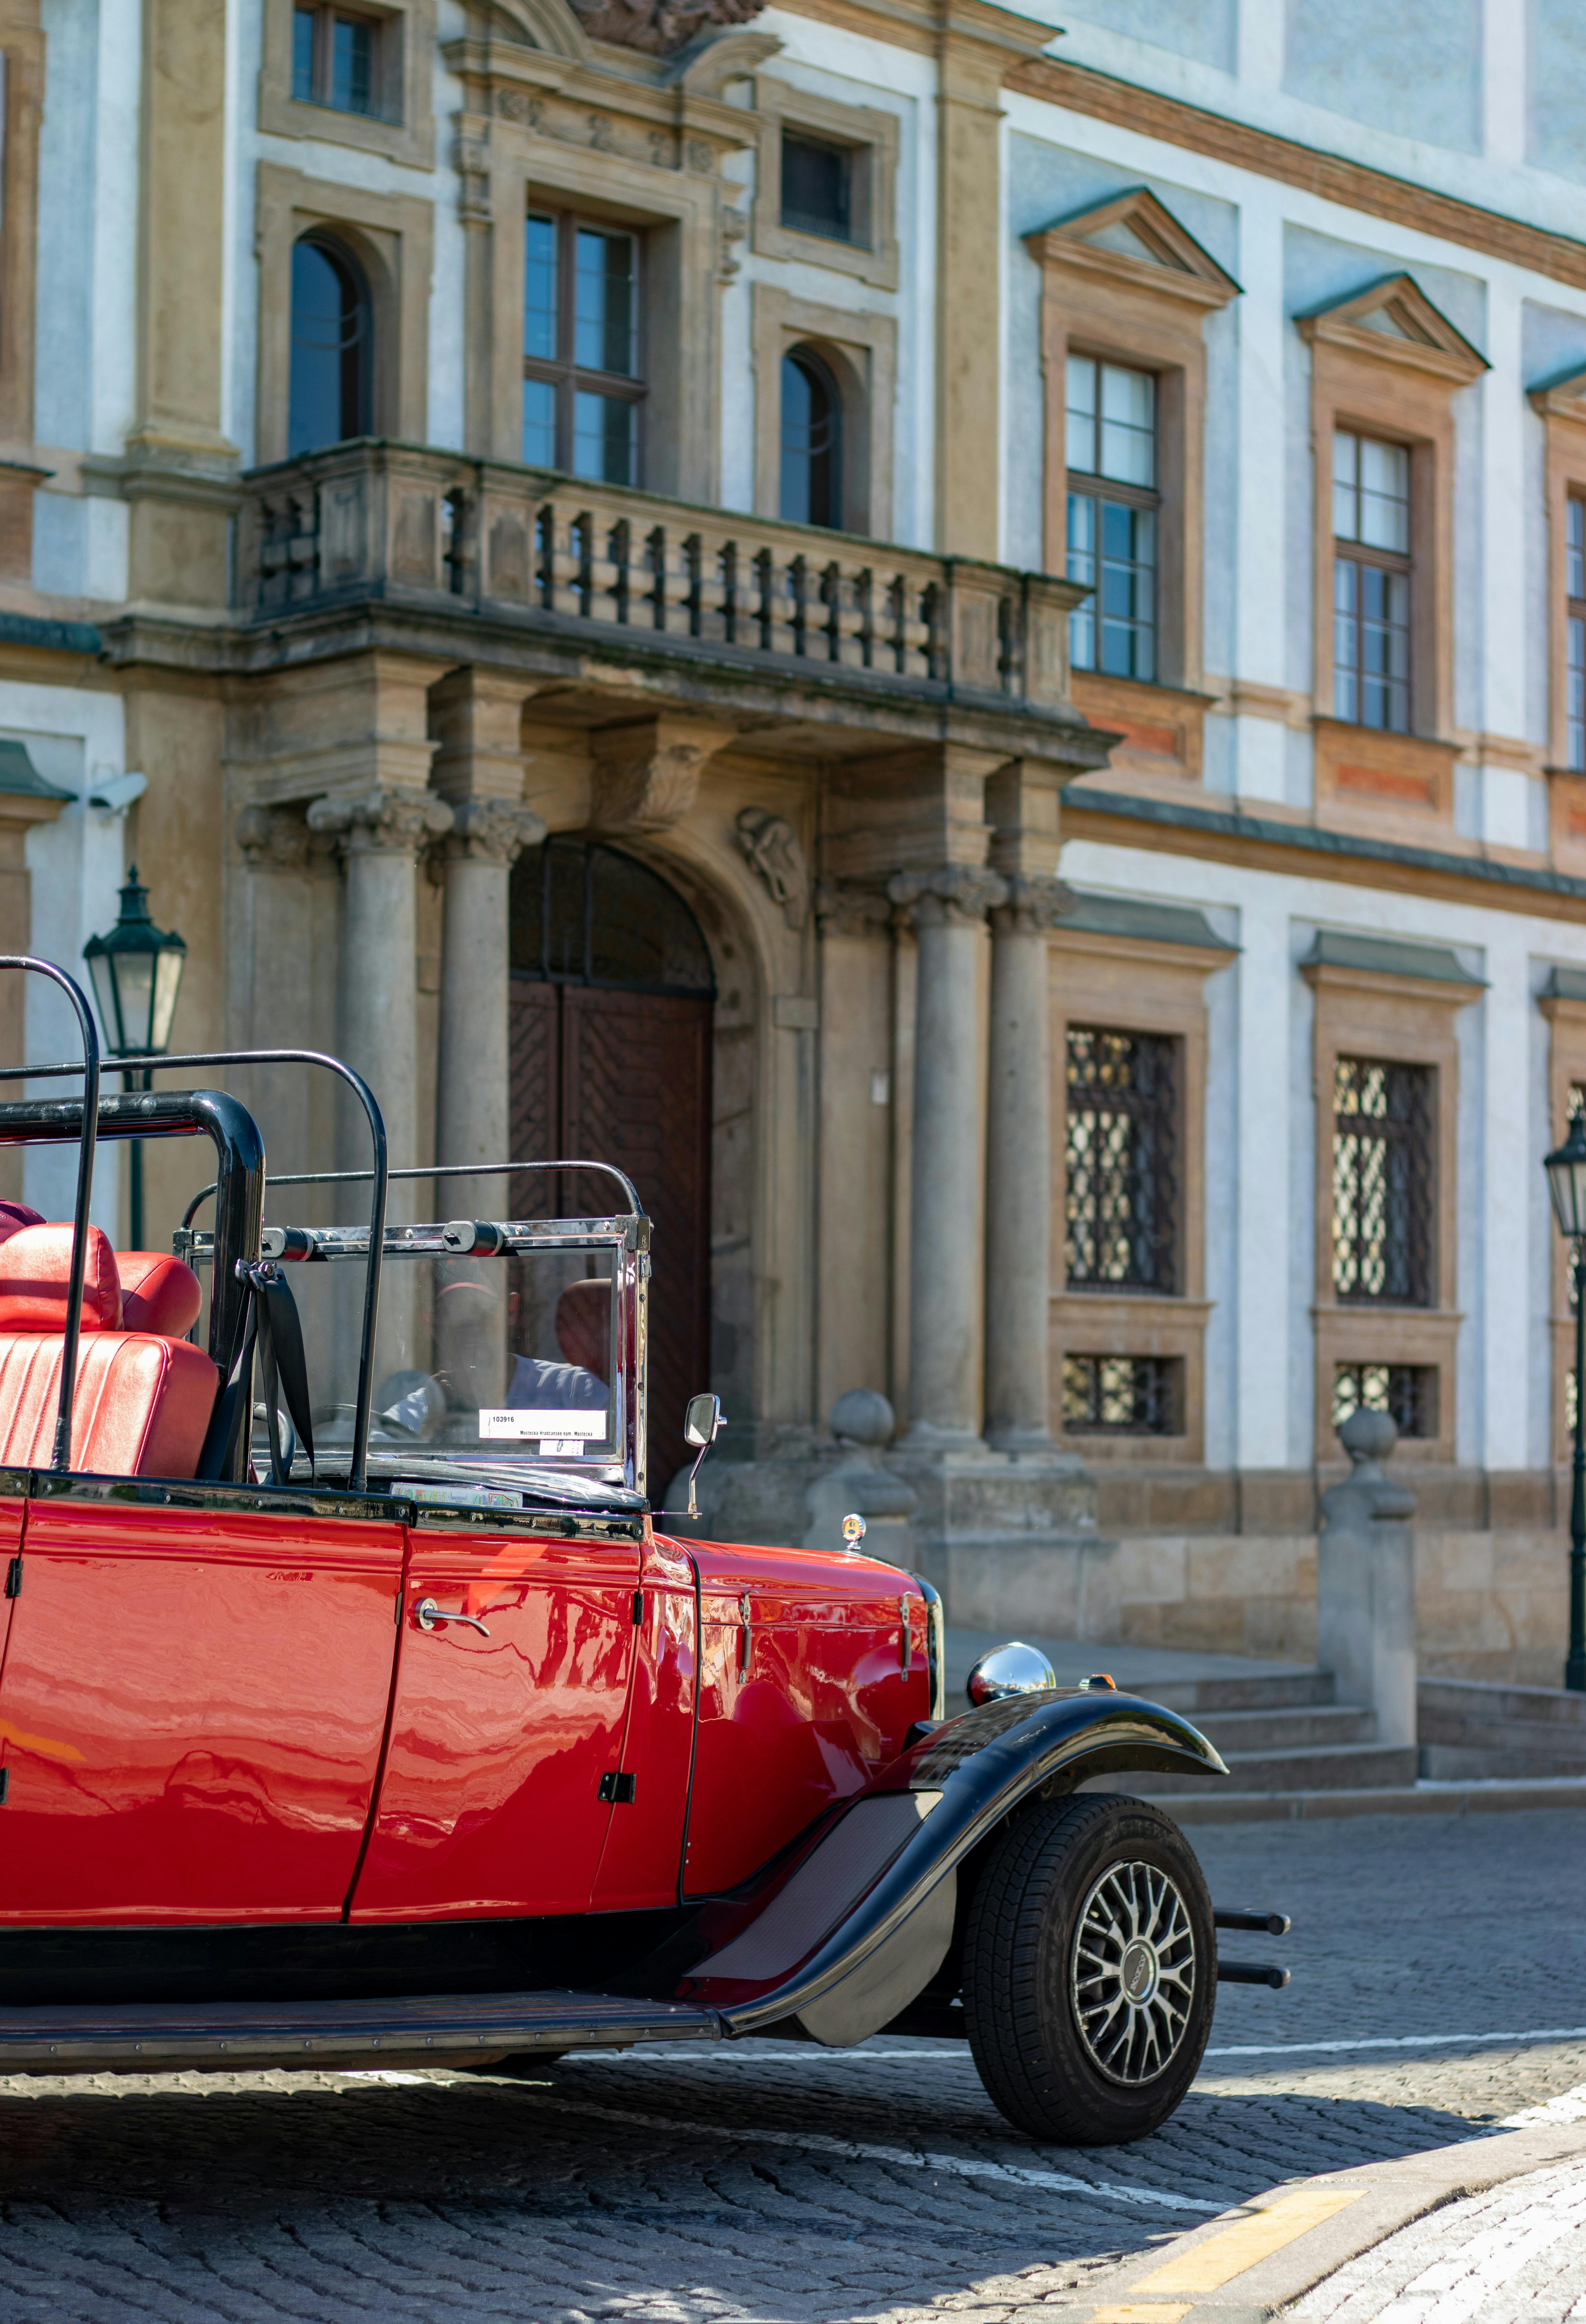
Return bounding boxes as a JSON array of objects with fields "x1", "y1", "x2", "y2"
[
  {"x1": 681, "y1": 1391, "x2": 724, "y2": 1519},
  {"x1": 684, "y1": 1392, "x2": 722, "y2": 1448}
]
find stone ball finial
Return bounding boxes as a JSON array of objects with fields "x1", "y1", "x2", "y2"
[
  {"x1": 830, "y1": 1388, "x2": 895, "y2": 1448},
  {"x1": 1339, "y1": 1406, "x2": 1397, "y2": 1464}
]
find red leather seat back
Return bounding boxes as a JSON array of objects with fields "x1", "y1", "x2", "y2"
[
  {"x1": 0, "y1": 1334, "x2": 219, "y2": 1476},
  {"x1": 0, "y1": 1224, "x2": 121, "y2": 1331},
  {"x1": 0, "y1": 1230, "x2": 218, "y2": 1478},
  {"x1": 118, "y1": 1252, "x2": 203, "y2": 1338}
]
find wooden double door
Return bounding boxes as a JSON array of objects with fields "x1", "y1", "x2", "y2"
[{"x1": 510, "y1": 980, "x2": 711, "y2": 1493}]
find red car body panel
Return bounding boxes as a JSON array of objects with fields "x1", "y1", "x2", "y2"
[
  {"x1": 348, "y1": 1524, "x2": 642, "y2": 1921},
  {"x1": 0, "y1": 1500, "x2": 404, "y2": 1924},
  {"x1": 680, "y1": 1539, "x2": 930, "y2": 1896},
  {"x1": 590, "y1": 1531, "x2": 697, "y2": 1910}
]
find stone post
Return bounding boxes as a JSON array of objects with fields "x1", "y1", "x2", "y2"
[
  {"x1": 889, "y1": 866, "x2": 1006, "y2": 1447},
  {"x1": 984, "y1": 876, "x2": 1067, "y2": 1450},
  {"x1": 307, "y1": 785, "x2": 453, "y2": 1371},
  {"x1": 1317, "y1": 1408, "x2": 1418, "y2": 1750},
  {"x1": 804, "y1": 1389, "x2": 919, "y2": 1566}
]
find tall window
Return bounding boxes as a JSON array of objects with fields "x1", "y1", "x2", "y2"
[
  {"x1": 522, "y1": 212, "x2": 643, "y2": 485},
  {"x1": 1065, "y1": 1027, "x2": 1178, "y2": 1293},
  {"x1": 779, "y1": 349, "x2": 842, "y2": 529},
  {"x1": 1332, "y1": 1056, "x2": 1433, "y2": 1305},
  {"x1": 288, "y1": 234, "x2": 372, "y2": 458},
  {"x1": 293, "y1": 4, "x2": 382, "y2": 114},
  {"x1": 1568, "y1": 498, "x2": 1586, "y2": 773},
  {"x1": 1065, "y1": 355, "x2": 1158, "y2": 681},
  {"x1": 1333, "y1": 430, "x2": 1411, "y2": 731}
]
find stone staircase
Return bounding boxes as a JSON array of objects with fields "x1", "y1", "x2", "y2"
[{"x1": 1094, "y1": 1667, "x2": 1420, "y2": 1795}]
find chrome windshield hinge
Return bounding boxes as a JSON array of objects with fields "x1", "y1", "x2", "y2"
[
  {"x1": 739, "y1": 1590, "x2": 752, "y2": 1676},
  {"x1": 899, "y1": 1593, "x2": 911, "y2": 1673}
]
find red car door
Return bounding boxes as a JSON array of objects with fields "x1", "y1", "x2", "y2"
[
  {"x1": 0, "y1": 1497, "x2": 405, "y2": 1924},
  {"x1": 349, "y1": 1515, "x2": 643, "y2": 1921},
  {"x1": 590, "y1": 1530, "x2": 697, "y2": 1910}
]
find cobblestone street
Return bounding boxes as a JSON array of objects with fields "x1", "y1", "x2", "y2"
[{"x1": 0, "y1": 1809, "x2": 1580, "y2": 2323}]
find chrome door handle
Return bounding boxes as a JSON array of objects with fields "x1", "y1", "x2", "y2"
[{"x1": 414, "y1": 1597, "x2": 491, "y2": 1637}]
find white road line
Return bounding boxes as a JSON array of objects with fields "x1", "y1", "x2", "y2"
[
  {"x1": 526, "y1": 2094, "x2": 1221, "y2": 2213},
  {"x1": 1498, "y1": 2081, "x2": 1586, "y2": 2128},
  {"x1": 1203, "y1": 2027, "x2": 1586, "y2": 2059}
]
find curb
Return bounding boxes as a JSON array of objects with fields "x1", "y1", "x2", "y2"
[
  {"x1": 1140, "y1": 1779, "x2": 1586, "y2": 1822},
  {"x1": 1072, "y1": 2119, "x2": 1586, "y2": 2322}
]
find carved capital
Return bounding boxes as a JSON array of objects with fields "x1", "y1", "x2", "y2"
[
  {"x1": 589, "y1": 716, "x2": 734, "y2": 833},
  {"x1": 235, "y1": 805, "x2": 312, "y2": 873},
  {"x1": 736, "y1": 806, "x2": 808, "y2": 930},
  {"x1": 441, "y1": 798, "x2": 547, "y2": 870},
  {"x1": 307, "y1": 787, "x2": 455, "y2": 860},
  {"x1": 813, "y1": 878, "x2": 891, "y2": 940},
  {"x1": 887, "y1": 865, "x2": 1008, "y2": 930},
  {"x1": 990, "y1": 873, "x2": 1074, "y2": 937}
]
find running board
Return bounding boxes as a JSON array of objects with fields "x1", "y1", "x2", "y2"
[{"x1": 0, "y1": 1989, "x2": 723, "y2": 2075}]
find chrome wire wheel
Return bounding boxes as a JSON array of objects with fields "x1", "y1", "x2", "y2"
[{"x1": 1070, "y1": 1857, "x2": 1197, "y2": 2086}]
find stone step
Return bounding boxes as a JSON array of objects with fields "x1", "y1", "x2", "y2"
[
  {"x1": 1143, "y1": 1776, "x2": 1586, "y2": 1823},
  {"x1": 1188, "y1": 1703, "x2": 1377, "y2": 1753},
  {"x1": 1130, "y1": 1670, "x2": 1338, "y2": 1715},
  {"x1": 1416, "y1": 1677, "x2": 1586, "y2": 1779},
  {"x1": 1125, "y1": 1741, "x2": 1420, "y2": 1794}
]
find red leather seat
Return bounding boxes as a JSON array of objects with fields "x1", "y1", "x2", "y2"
[{"x1": 0, "y1": 1226, "x2": 217, "y2": 1477}]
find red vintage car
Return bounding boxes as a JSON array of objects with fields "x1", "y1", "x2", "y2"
[{"x1": 0, "y1": 956, "x2": 1282, "y2": 2145}]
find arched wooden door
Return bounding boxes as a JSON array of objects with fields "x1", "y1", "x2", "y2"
[{"x1": 509, "y1": 839, "x2": 714, "y2": 1494}]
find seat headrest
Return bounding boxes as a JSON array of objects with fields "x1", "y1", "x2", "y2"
[
  {"x1": 118, "y1": 1251, "x2": 203, "y2": 1338},
  {"x1": 0, "y1": 1224, "x2": 121, "y2": 1331}
]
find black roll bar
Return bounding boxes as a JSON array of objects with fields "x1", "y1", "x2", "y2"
[
  {"x1": 0, "y1": 959, "x2": 100, "y2": 1471},
  {"x1": 0, "y1": 1022, "x2": 389, "y2": 1494}
]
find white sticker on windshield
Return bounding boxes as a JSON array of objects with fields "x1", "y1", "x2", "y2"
[{"x1": 479, "y1": 1408, "x2": 607, "y2": 1440}]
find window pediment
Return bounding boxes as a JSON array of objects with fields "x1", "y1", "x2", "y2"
[
  {"x1": 1530, "y1": 362, "x2": 1586, "y2": 426},
  {"x1": 1297, "y1": 274, "x2": 1487, "y2": 386},
  {"x1": 1024, "y1": 188, "x2": 1240, "y2": 311}
]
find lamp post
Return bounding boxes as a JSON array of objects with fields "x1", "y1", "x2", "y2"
[
  {"x1": 1544, "y1": 1111, "x2": 1586, "y2": 1693},
  {"x1": 83, "y1": 867, "x2": 187, "y2": 1250}
]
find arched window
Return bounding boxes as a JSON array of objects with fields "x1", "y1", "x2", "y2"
[
  {"x1": 288, "y1": 234, "x2": 372, "y2": 458},
  {"x1": 779, "y1": 348, "x2": 842, "y2": 530}
]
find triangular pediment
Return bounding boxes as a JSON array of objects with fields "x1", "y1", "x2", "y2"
[
  {"x1": 477, "y1": 0, "x2": 593, "y2": 62},
  {"x1": 1297, "y1": 273, "x2": 1487, "y2": 382},
  {"x1": 1024, "y1": 188, "x2": 1241, "y2": 308}
]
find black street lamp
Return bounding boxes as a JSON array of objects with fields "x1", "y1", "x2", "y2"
[
  {"x1": 1544, "y1": 1110, "x2": 1586, "y2": 1693},
  {"x1": 83, "y1": 867, "x2": 187, "y2": 1250}
]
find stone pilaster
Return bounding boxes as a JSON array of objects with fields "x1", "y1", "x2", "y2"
[
  {"x1": 234, "y1": 806, "x2": 318, "y2": 1179},
  {"x1": 437, "y1": 797, "x2": 546, "y2": 1193},
  {"x1": 888, "y1": 864, "x2": 1007, "y2": 1447},
  {"x1": 985, "y1": 874, "x2": 1068, "y2": 1452}
]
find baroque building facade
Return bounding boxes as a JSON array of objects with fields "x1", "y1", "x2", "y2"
[{"x1": 6, "y1": 0, "x2": 1586, "y2": 1676}]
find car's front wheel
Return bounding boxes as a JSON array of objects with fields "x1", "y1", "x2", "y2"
[{"x1": 962, "y1": 1792, "x2": 1214, "y2": 2144}]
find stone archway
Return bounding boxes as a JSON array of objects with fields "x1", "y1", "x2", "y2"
[{"x1": 508, "y1": 836, "x2": 715, "y2": 1492}]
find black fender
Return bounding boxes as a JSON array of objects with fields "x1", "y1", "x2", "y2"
[{"x1": 681, "y1": 1688, "x2": 1226, "y2": 2044}]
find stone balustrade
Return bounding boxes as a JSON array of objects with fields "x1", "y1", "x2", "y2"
[{"x1": 236, "y1": 439, "x2": 1082, "y2": 713}]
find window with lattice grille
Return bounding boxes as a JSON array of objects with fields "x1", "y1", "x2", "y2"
[
  {"x1": 1332, "y1": 1362, "x2": 1436, "y2": 1439},
  {"x1": 1065, "y1": 1027, "x2": 1178, "y2": 1292},
  {"x1": 1331, "y1": 1056, "x2": 1434, "y2": 1305},
  {"x1": 1062, "y1": 1354, "x2": 1180, "y2": 1435}
]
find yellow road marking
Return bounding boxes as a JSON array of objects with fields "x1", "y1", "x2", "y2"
[
  {"x1": 1125, "y1": 2187, "x2": 1366, "y2": 2296},
  {"x1": 1093, "y1": 2306, "x2": 1192, "y2": 2322}
]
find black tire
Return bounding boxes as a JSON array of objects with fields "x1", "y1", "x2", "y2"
[{"x1": 963, "y1": 1791, "x2": 1215, "y2": 2145}]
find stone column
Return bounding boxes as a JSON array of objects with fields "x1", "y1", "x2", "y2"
[
  {"x1": 436, "y1": 797, "x2": 545, "y2": 1201},
  {"x1": 889, "y1": 866, "x2": 1006, "y2": 1447},
  {"x1": 984, "y1": 876, "x2": 1067, "y2": 1451},
  {"x1": 234, "y1": 806, "x2": 316, "y2": 1180},
  {"x1": 307, "y1": 786, "x2": 453, "y2": 1372}
]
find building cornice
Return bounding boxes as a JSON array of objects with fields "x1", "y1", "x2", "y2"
[{"x1": 1005, "y1": 57, "x2": 1586, "y2": 297}]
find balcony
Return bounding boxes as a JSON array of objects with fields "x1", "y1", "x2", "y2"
[{"x1": 234, "y1": 440, "x2": 1091, "y2": 736}]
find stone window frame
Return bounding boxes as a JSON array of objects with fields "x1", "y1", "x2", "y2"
[
  {"x1": 255, "y1": 164, "x2": 433, "y2": 465},
  {"x1": 1298, "y1": 276, "x2": 1487, "y2": 833},
  {"x1": 750, "y1": 74, "x2": 900, "y2": 294},
  {"x1": 751, "y1": 284, "x2": 895, "y2": 541},
  {"x1": 1529, "y1": 368, "x2": 1586, "y2": 859},
  {"x1": 1304, "y1": 947, "x2": 1477, "y2": 1468},
  {"x1": 1024, "y1": 190, "x2": 1238, "y2": 789},
  {"x1": 1048, "y1": 920, "x2": 1231, "y2": 1468},
  {"x1": 258, "y1": 0, "x2": 437, "y2": 169}
]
